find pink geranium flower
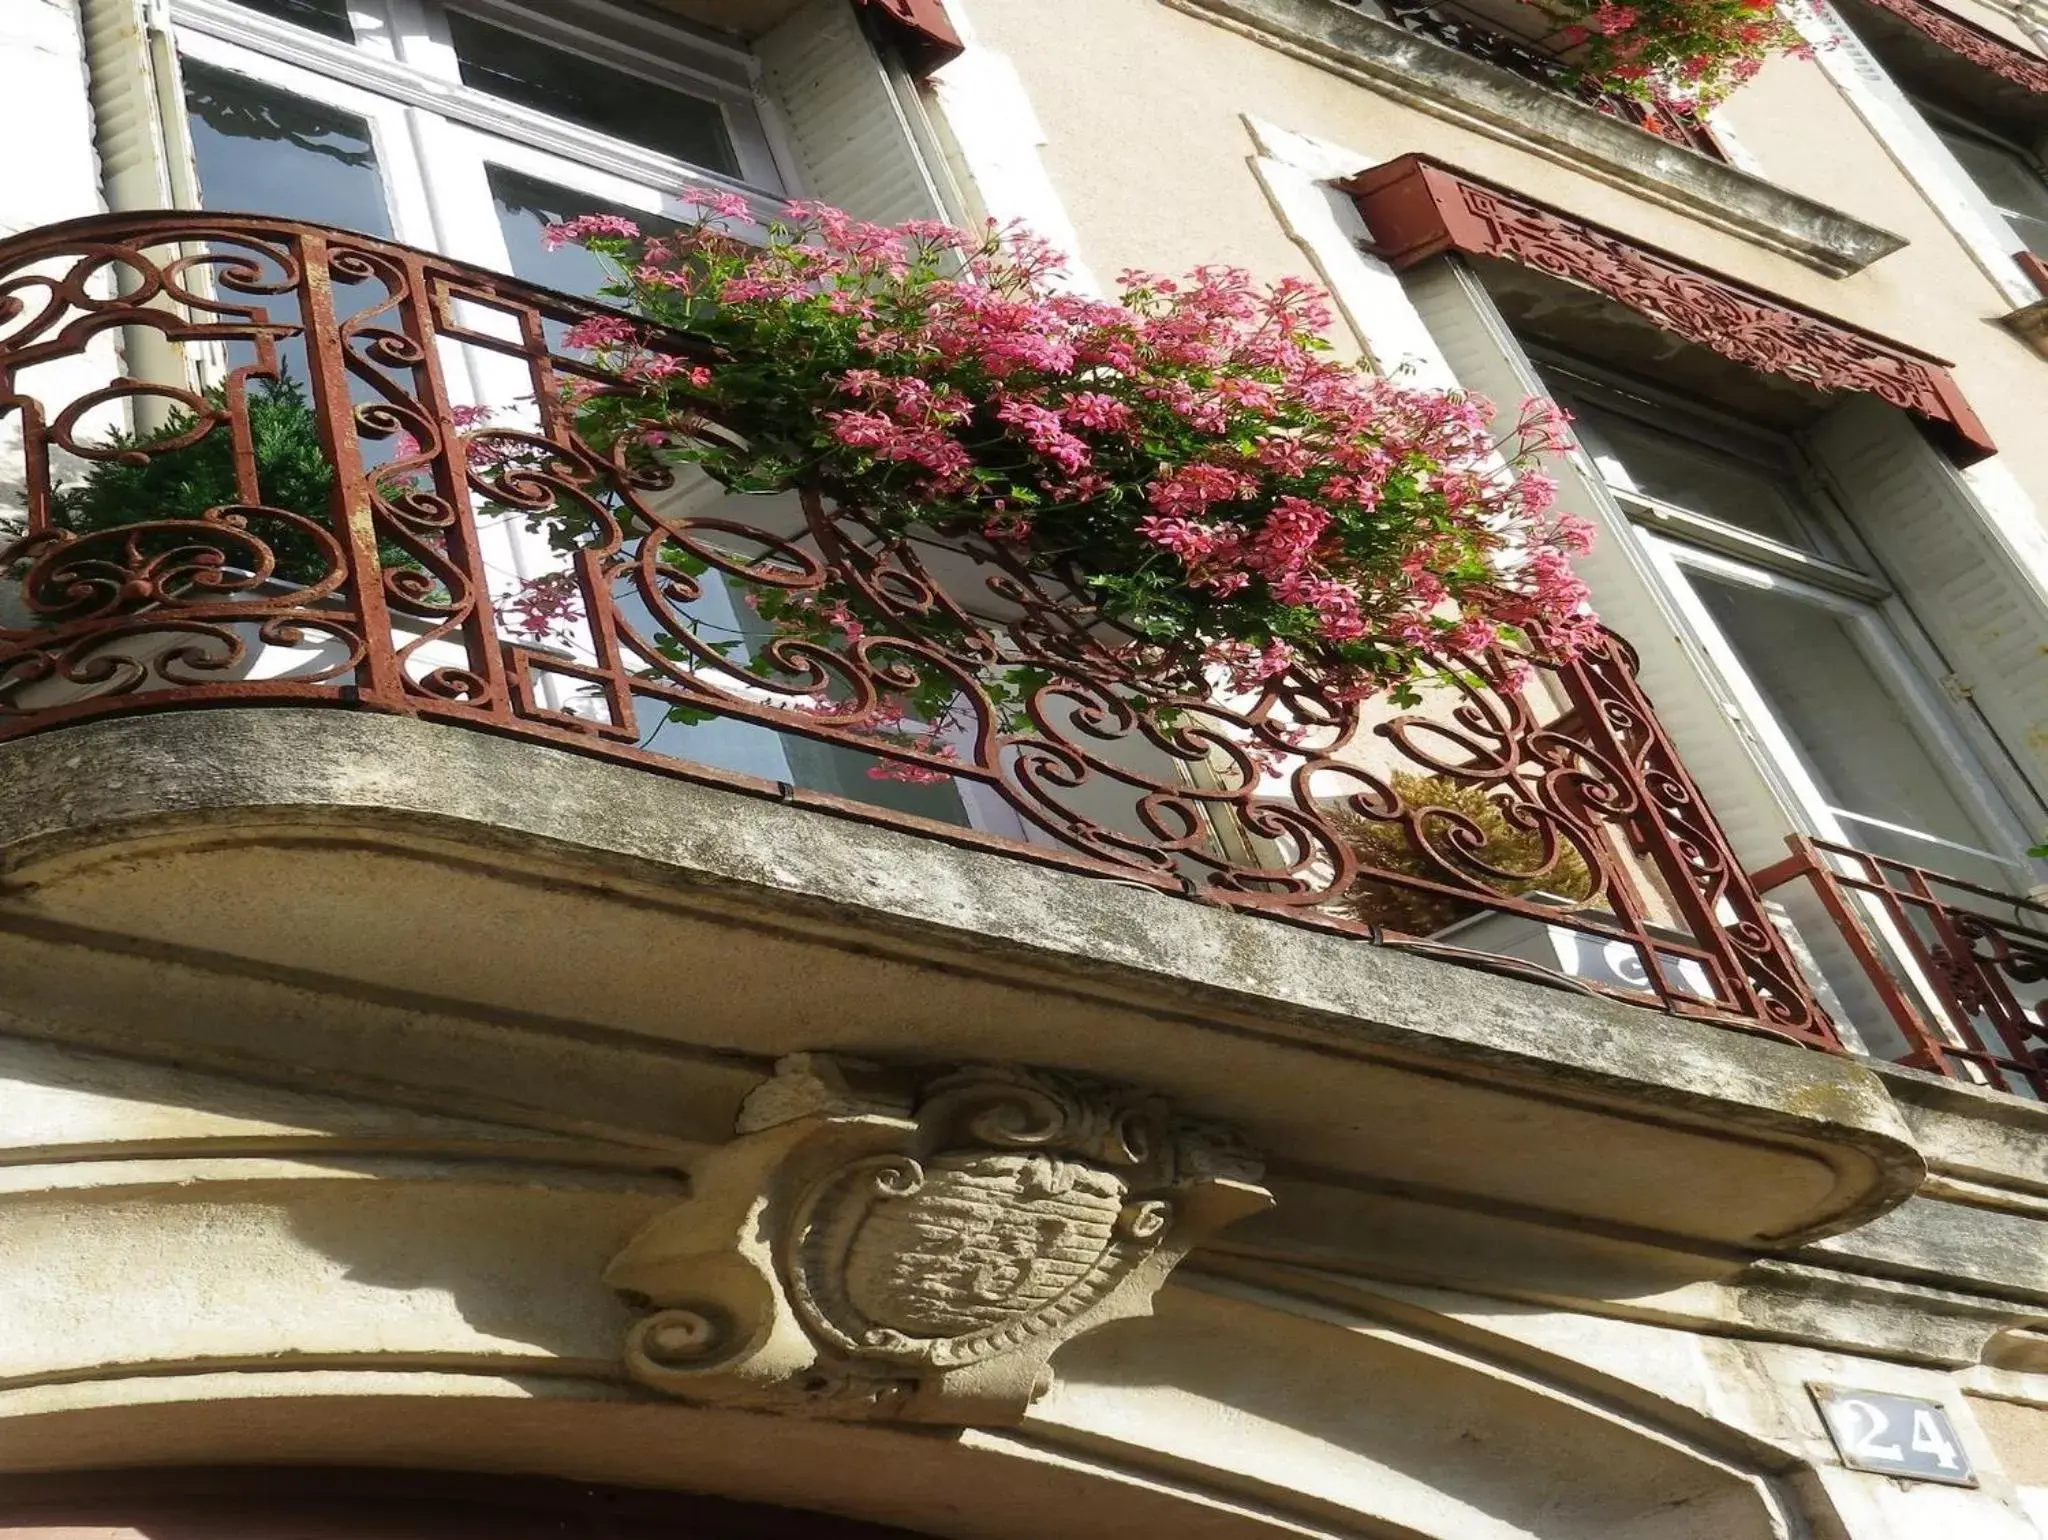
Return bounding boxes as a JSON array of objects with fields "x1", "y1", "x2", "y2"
[{"x1": 528, "y1": 194, "x2": 1603, "y2": 710}]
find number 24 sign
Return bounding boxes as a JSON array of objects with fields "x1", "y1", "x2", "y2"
[{"x1": 1809, "y1": 1385, "x2": 1977, "y2": 1486}]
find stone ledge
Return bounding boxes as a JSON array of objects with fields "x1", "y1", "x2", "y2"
[
  {"x1": 1163, "y1": 0, "x2": 1907, "y2": 276},
  {"x1": 0, "y1": 708, "x2": 1924, "y2": 1268}
]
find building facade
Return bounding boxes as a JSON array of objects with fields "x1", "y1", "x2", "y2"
[{"x1": 7, "y1": 0, "x2": 2048, "y2": 1535}]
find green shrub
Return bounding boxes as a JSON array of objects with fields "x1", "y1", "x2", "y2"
[{"x1": 50, "y1": 375, "x2": 339, "y2": 583}]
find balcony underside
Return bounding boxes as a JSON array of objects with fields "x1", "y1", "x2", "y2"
[{"x1": 0, "y1": 707, "x2": 1921, "y2": 1296}]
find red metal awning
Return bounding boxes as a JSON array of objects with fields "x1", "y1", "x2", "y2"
[
  {"x1": 857, "y1": 0, "x2": 964, "y2": 72},
  {"x1": 1343, "y1": 154, "x2": 1996, "y2": 465}
]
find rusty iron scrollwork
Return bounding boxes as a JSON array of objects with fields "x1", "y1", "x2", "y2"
[{"x1": 0, "y1": 211, "x2": 1835, "y2": 1046}]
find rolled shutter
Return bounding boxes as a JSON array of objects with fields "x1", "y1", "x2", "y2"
[
  {"x1": 81, "y1": 0, "x2": 196, "y2": 213},
  {"x1": 1806, "y1": 395, "x2": 2048, "y2": 805},
  {"x1": 77, "y1": 0, "x2": 200, "y2": 420},
  {"x1": 757, "y1": 0, "x2": 952, "y2": 226},
  {"x1": 1399, "y1": 256, "x2": 1805, "y2": 870}
]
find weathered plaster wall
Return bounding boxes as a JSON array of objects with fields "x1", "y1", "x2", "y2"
[{"x1": 0, "y1": 0, "x2": 99, "y2": 240}]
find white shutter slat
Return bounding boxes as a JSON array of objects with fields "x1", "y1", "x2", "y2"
[
  {"x1": 80, "y1": 0, "x2": 197, "y2": 214},
  {"x1": 1807, "y1": 396, "x2": 2048, "y2": 804},
  {"x1": 78, "y1": 0, "x2": 199, "y2": 419},
  {"x1": 756, "y1": 0, "x2": 948, "y2": 226}
]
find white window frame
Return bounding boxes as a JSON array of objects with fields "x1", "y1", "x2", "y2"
[
  {"x1": 174, "y1": 27, "x2": 437, "y2": 242},
  {"x1": 1789, "y1": 0, "x2": 2044, "y2": 308},
  {"x1": 1913, "y1": 92, "x2": 2048, "y2": 257},
  {"x1": 1553, "y1": 365, "x2": 2040, "y2": 890},
  {"x1": 166, "y1": 0, "x2": 799, "y2": 648},
  {"x1": 170, "y1": 0, "x2": 791, "y2": 212}
]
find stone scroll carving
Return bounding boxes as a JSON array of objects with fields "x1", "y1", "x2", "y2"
[{"x1": 603, "y1": 1055, "x2": 1271, "y2": 1424}]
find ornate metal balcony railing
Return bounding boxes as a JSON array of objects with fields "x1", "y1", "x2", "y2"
[
  {"x1": 1349, "y1": 0, "x2": 1725, "y2": 158},
  {"x1": 0, "y1": 211, "x2": 1831, "y2": 1044},
  {"x1": 1755, "y1": 837, "x2": 2048, "y2": 1093}
]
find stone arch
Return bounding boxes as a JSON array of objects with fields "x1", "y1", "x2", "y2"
[
  {"x1": 1034, "y1": 1280, "x2": 1807, "y2": 1540},
  {"x1": 0, "y1": 1468, "x2": 927, "y2": 1540}
]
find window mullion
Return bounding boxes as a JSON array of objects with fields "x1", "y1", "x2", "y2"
[
  {"x1": 383, "y1": 0, "x2": 456, "y2": 76},
  {"x1": 1616, "y1": 495, "x2": 1895, "y2": 600}
]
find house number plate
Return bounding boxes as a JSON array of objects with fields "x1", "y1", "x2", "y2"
[{"x1": 1808, "y1": 1385, "x2": 1976, "y2": 1486}]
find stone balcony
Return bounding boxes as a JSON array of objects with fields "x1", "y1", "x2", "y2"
[{"x1": 0, "y1": 208, "x2": 1933, "y2": 1299}]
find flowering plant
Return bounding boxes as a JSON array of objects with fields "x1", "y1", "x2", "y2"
[
  {"x1": 1542, "y1": 0, "x2": 1806, "y2": 107},
  {"x1": 505, "y1": 195, "x2": 1594, "y2": 776},
  {"x1": 536, "y1": 192, "x2": 1589, "y2": 670}
]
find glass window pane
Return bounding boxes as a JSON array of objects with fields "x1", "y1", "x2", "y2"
[
  {"x1": 1691, "y1": 572, "x2": 2006, "y2": 882},
  {"x1": 1932, "y1": 121, "x2": 2048, "y2": 258},
  {"x1": 183, "y1": 59, "x2": 392, "y2": 237},
  {"x1": 224, "y1": 0, "x2": 357, "y2": 42},
  {"x1": 488, "y1": 166, "x2": 680, "y2": 296},
  {"x1": 1577, "y1": 407, "x2": 1819, "y2": 549},
  {"x1": 447, "y1": 10, "x2": 741, "y2": 176}
]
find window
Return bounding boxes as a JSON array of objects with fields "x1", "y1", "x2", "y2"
[
  {"x1": 1549, "y1": 365, "x2": 2036, "y2": 898},
  {"x1": 1815, "y1": 0, "x2": 2048, "y2": 295},
  {"x1": 156, "y1": 2, "x2": 978, "y2": 821},
  {"x1": 167, "y1": 0, "x2": 783, "y2": 292},
  {"x1": 1919, "y1": 102, "x2": 2048, "y2": 257}
]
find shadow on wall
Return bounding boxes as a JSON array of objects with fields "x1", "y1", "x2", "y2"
[
  {"x1": 0, "y1": 1031, "x2": 686, "y2": 1370},
  {"x1": 0, "y1": 1466, "x2": 933, "y2": 1540},
  {"x1": 1042, "y1": 1284, "x2": 1804, "y2": 1540}
]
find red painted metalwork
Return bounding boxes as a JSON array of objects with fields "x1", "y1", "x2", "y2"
[
  {"x1": 2016, "y1": 249, "x2": 2048, "y2": 298},
  {"x1": 0, "y1": 210, "x2": 1834, "y2": 1044},
  {"x1": 1853, "y1": 0, "x2": 2048, "y2": 93},
  {"x1": 1753, "y1": 836, "x2": 2048, "y2": 1093},
  {"x1": 856, "y1": 0, "x2": 964, "y2": 70},
  {"x1": 1343, "y1": 155, "x2": 1998, "y2": 465}
]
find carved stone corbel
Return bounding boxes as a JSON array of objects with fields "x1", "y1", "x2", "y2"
[{"x1": 603, "y1": 1054, "x2": 1271, "y2": 1424}]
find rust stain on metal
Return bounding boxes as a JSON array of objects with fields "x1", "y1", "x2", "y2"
[{"x1": 0, "y1": 210, "x2": 1837, "y2": 1049}]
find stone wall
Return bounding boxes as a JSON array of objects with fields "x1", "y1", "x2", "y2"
[{"x1": 0, "y1": 0, "x2": 109, "y2": 540}]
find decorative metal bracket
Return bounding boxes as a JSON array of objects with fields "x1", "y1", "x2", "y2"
[
  {"x1": 1855, "y1": 0, "x2": 2048, "y2": 93},
  {"x1": 604, "y1": 1055, "x2": 1272, "y2": 1424}
]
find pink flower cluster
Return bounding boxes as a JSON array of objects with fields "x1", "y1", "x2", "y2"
[
  {"x1": 541, "y1": 194, "x2": 1601, "y2": 703},
  {"x1": 501, "y1": 568, "x2": 583, "y2": 646},
  {"x1": 1534, "y1": 0, "x2": 1807, "y2": 106}
]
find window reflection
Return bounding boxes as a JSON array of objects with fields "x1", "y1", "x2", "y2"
[
  {"x1": 1573, "y1": 405, "x2": 1821, "y2": 552},
  {"x1": 488, "y1": 166, "x2": 681, "y2": 296},
  {"x1": 1691, "y1": 571, "x2": 2007, "y2": 887},
  {"x1": 183, "y1": 59, "x2": 392, "y2": 236},
  {"x1": 224, "y1": 0, "x2": 358, "y2": 43},
  {"x1": 448, "y1": 10, "x2": 741, "y2": 175},
  {"x1": 1928, "y1": 117, "x2": 2048, "y2": 259}
]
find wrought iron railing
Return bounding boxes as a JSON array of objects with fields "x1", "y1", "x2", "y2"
[
  {"x1": 1755, "y1": 837, "x2": 2048, "y2": 1093},
  {"x1": 0, "y1": 211, "x2": 1830, "y2": 1042},
  {"x1": 1345, "y1": 0, "x2": 1725, "y2": 158}
]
